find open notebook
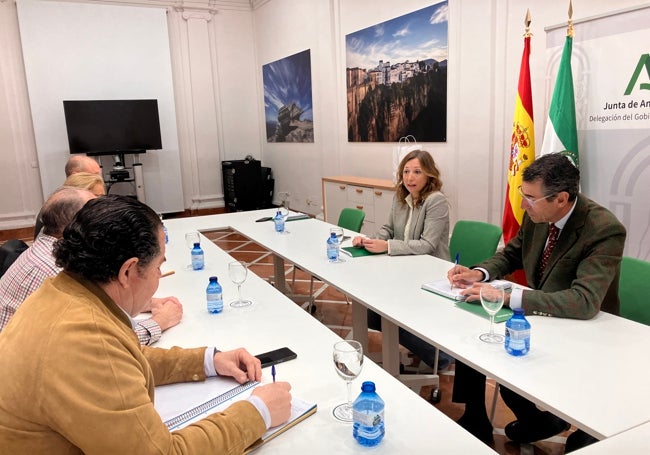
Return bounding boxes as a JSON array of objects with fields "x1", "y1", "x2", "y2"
[
  {"x1": 421, "y1": 279, "x2": 513, "y2": 323},
  {"x1": 155, "y1": 377, "x2": 317, "y2": 453}
]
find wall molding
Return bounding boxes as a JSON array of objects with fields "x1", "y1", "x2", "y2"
[
  {"x1": 59, "y1": 0, "x2": 252, "y2": 12},
  {"x1": 181, "y1": 9, "x2": 216, "y2": 20},
  {"x1": 0, "y1": 210, "x2": 38, "y2": 230}
]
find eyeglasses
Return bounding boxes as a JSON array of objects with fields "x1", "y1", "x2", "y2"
[{"x1": 517, "y1": 185, "x2": 554, "y2": 206}]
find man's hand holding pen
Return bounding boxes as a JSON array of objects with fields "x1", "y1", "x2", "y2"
[{"x1": 447, "y1": 265, "x2": 483, "y2": 290}]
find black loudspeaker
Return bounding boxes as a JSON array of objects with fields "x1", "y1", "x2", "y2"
[
  {"x1": 222, "y1": 159, "x2": 273, "y2": 212},
  {"x1": 261, "y1": 167, "x2": 274, "y2": 209}
]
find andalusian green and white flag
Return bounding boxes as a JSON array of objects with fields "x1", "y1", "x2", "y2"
[{"x1": 540, "y1": 35, "x2": 579, "y2": 167}]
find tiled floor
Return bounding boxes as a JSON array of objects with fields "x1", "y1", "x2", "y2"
[{"x1": 205, "y1": 228, "x2": 572, "y2": 455}]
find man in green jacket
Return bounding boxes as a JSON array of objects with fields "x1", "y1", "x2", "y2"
[{"x1": 448, "y1": 153, "x2": 626, "y2": 450}]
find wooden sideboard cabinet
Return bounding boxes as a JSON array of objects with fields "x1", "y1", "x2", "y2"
[{"x1": 322, "y1": 176, "x2": 395, "y2": 237}]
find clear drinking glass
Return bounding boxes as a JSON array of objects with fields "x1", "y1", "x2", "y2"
[
  {"x1": 184, "y1": 231, "x2": 201, "y2": 269},
  {"x1": 479, "y1": 285, "x2": 505, "y2": 343},
  {"x1": 229, "y1": 261, "x2": 252, "y2": 308},
  {"x1": 330, "y1": 226, "x2": 344, "y2": 242},
  {"x1": 332, "y1": 340, "x2": 363, "y2": 422},
  {"x1": 185, "y1": 231, "x2": 200, "y2": 249}
]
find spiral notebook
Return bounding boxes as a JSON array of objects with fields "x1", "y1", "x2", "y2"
[
  {"x1": 421, "y1": 279, "x2": 513, "y2": 323},
  {"x1": 155, "y1": 377, "x2": 317, "y2": 452}
]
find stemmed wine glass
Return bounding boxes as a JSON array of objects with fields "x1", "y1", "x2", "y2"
[
  {"x1": 228, "y1": 261, "x2": 252, "y2": 307},
  {"x1": 332, "y1": 340, "x2": 363, "y2": 422},
  {"x1": 330, "y1": 226, "x2": 344, "y2": 242},
  {"x1": 184, "y1": 231, "x2": 201, "y2": 269},
  {"x1": 479, "y1": 284, "x2": 505, "y2": 343}
]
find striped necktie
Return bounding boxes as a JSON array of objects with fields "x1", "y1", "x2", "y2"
[{"x1": 539, "y1": 223, "x2": 559, "y2": 278}]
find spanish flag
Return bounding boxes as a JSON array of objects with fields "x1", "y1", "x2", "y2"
[{"x1": 503, "y1": 26, "x2": 535, "y2": 246}]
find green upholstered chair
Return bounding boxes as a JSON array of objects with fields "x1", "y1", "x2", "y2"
[
  {"x1": 448, "y1": 220, "x2": 503, "y2": 267},
  {"x1": 447, "y1": 221, "x2": 503, "y2": 410},
  {"x1": 619, "y1": 256, "x2": 650, "y2": 326},
  {"x1": 337, "y1": 208, "x2": 365, "y2": 233}
]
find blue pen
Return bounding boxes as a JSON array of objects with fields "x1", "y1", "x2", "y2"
[
  {"x1": 271, "y1": 364, "x2": 276, "y2": 383},
  {"x1": 452, "y1": 253, "x2": 460, "y2": 290}
]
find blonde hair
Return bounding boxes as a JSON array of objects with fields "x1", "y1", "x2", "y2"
[{"x1": 63, "y1": 172, "x2": 105, "y2": 196}]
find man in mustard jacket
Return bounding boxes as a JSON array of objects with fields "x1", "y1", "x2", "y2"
[{"x1": 0, "y1": 195, "x2": 292, "y2": 453}]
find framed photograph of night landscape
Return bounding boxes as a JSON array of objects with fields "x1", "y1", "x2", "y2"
[{"x1": 263, "y1": 49, "x2": 314, "y2": 143}]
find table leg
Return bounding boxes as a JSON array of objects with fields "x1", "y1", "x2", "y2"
[
  {"x1": 381, "y1": 318, "x2": 400, "y2": 377},
  {"x1": 351, "y1": 299, "x2": 368, "y2": 355},
  {"x1": 273, "y1": 254, "x2": 287, "y2": 294}
]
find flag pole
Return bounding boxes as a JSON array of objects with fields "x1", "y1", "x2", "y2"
[
  {"x1": 567, "y1": 0, "x2": 574, "y2": 38},
  {"x1": 524, "y1": 9, "x2": 532, "y2": 37}
]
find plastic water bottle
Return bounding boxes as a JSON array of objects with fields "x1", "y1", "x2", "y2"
[
  {"x1": 353, "y1": 381, "x2": 385, "y2": 446},
  {"x1": 327, "y1": 232, "x2": 339, "y2": 262},
  {"x1": 274, "y1": 210, "x2": 285, "y2": 233},
  {"x1": 505, "y1": 308, "x2": 531, "y2": 356},
  {"x1": 191, "y1": 242, "x2": 204, "y2": 270},
  {"x1": 206, "y1": 276, "x2": 223, "y2": 314},
  {"x1": 158, "y1": 213, "x2": 169, "y2": 244}
]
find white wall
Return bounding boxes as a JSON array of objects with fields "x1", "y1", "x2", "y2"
[
  {"x1": 0, "y1": 0, "x2": 648, "y2": 231},
  {"x1": 16, "y1": 0, "x2": 184, "y2": 214},
  {"x1": 0, "y1": 0, "x2": 44, "y2": 229},
  {"x1": 166, "y1": 5, "x2": 260, "y2": 211},
  {"x1": 253, "y1": 0, "x2": 650, "y2": 227}
]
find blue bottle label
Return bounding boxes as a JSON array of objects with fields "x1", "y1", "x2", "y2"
[
  {"x1": 506, "y1": 327, "x2": 530, "y2": 350},
  {"x1": 353, "y1": 409, "x2": 384, "y2": 426}
]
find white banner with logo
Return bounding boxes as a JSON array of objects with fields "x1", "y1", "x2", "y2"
[{"x1": 546, "y1": 5, "x2": 650, "y2": 260}]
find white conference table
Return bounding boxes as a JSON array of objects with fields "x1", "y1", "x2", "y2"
[
  {"x1": 163, "y1": 210, "x2": 650, "y2": 441},
  {"x1": 153, "y1": 218, "x2": 497, "y2": 454},
  {"x1": 571, "y1": 422, "x2": 650, "y2": 453}
]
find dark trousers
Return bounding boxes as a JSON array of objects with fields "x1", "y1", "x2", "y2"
[
  {"x1": 452, "y1": 360, "x2": 542, "y2": 422},
  {"x1": 367, "y1": 309, "x2": 442, "y2": 368}
]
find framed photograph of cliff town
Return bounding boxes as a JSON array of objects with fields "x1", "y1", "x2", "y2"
[
  {"x1": 346, "y1": 1, "x2": 448, "y2": 142},
  {"x1": 263, "y1": 49, "x2": 314, "y2": 143}
]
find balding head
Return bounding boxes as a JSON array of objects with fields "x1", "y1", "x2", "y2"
[
  {"x1": 41, "y1": 187, "x2": 96, "y2": 238},
  {"x1": 65, "y1": 155, "x2": 101, "y2": 177}
]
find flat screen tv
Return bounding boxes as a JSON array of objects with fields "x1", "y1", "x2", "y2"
[{"x1": 63, "y1": 99, "x2": 162, "y2": 155}]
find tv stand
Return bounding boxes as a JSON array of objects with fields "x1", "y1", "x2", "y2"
[{"x1": 92, "y1": 151, "x2": 146, "y2": 203}]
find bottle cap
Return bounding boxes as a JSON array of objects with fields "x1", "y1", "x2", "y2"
[
  {"x1": 209, "y1": 276, "x2": 218, "y2": 282},
  {"x1": 513, "y1": 308, "x2": 525, "y2": 315},
  {"x1": 361, "y1": 381, "x2": 376, "y2": 392},
  {"x1": 194, "y1": 242, "x2": 200, "y2": 248}
]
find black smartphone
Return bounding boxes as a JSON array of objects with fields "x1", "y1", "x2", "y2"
[{"x1": 255, "y1": 347, "x2": 297, "y2": 368}]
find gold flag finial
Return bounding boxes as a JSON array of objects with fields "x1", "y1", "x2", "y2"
[
  {"x1": 524, "y1": 9, "x2": 532, "y2": 37},
  {"x1": 567, "y1": 0, "x2": 574, "y2": 37}
]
